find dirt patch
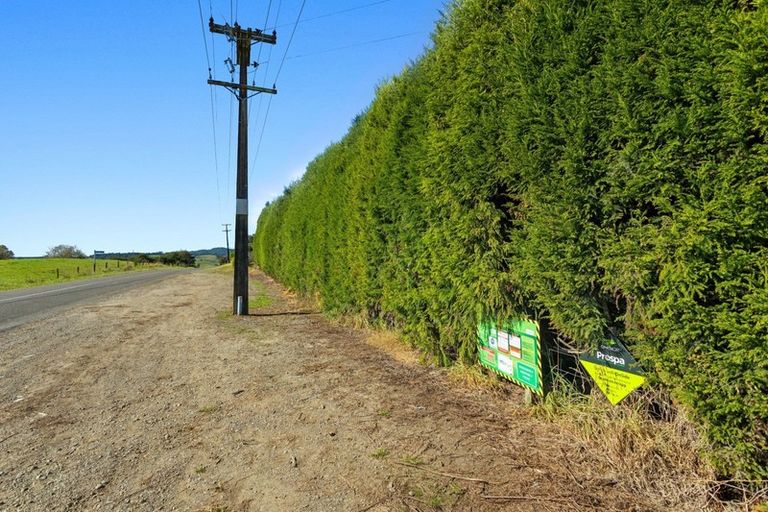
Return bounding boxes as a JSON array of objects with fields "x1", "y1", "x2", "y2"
[{"x1": 0, "y1": 270, "x2": 708, "y2": 511}]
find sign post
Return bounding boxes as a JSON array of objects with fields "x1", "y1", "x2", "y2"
[
  {"x1": 93, "y1": 250, "x2": 105, "y2": 273},
  {"x1": 579, "y1": 337, "x2": 646, "y2": 405}
]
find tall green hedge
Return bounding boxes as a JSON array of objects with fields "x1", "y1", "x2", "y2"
[{"x1": 255, "y1": 0, "x2": 768, "y2": 479}]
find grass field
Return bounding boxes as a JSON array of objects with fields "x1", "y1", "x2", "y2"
[
  {"x1": 0, "y1": 258, "x2": 150, "y2": 292},
  {"x1": 194, "y1": 255, "x2": 220, "y2": 269}
]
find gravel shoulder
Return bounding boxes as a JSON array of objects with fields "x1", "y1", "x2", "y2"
[{"x1": 0, "y1": 269, "x2": 684, "y2": 511}]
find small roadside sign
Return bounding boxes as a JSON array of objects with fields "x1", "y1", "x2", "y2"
[
  {"x1": 580, "y1": 337, "x2": 645, "y2": 405},
  {"x1": 477, "y1": 319, "x2": 544, "y2": 395}
]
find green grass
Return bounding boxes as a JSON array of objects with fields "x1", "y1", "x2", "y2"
[
  {"x1": 195, "y1": 254, "x2": 221, "y2": 269},
  {"x1": 248, "y1": 294, "x2": 272, "y2": 309},
  {"x1": 248, "y1": 280, "x2": 273, "y2": 309},
  {"x1": 401, "y1": 455, "x2": 423, "y2": 466},
  {"x1": 0, "y1": 258, "x2": 151, "y2": 292},
  {"x1": 371, "y1": 448, "x2": 389, "y2": 460},
  {"x1": 209, "y1": 262, "x2": 233, "y2": 274}
]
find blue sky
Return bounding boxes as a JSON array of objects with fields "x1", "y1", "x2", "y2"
[{"x1": 0, "y1": 0, "x2": 446, "y2": 256}]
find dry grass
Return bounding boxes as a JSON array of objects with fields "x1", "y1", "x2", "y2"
[
  {"x1": 364, "y1": 331, "x2": 422, "y2": 366},
  {"x1": 530, "y1": 379, "x2": 768, "y2": 510},
  {"x1": 445, "y1": 362, "x2": 508, "y2": 394}
]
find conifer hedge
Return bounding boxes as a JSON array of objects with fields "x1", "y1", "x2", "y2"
[{"x1": 255, "y1": 0, "x2": 768, "y2": 479}]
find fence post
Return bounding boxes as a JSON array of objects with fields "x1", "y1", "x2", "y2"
[{"x1": 56, "y1": 268, "x2": 59, "y2": 279}]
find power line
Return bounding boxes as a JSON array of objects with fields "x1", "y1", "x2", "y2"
[
  {"x1": 198, "y1": 0, "x2": 222, "y2": 220},
  {"x1": 208, "y1": 88, "x2": 222, "y2": 221},
  {"x1": 208, "y1": 0, "x2": 227, "y2": 209},
  {"x1": 209, "y1": 0, "x2": 217, "y2": 76},
  {"x1": 250, "y1": 94, "x2": 275, "y2": 178},
  {"x1": 262, "y1": 0, "x2": 282, "y2": 78},
  {"x1": 254, "y1": 0, "x2": 275, "y2": 63},
  {"x1": 256, "y1": 0, "x2": 282, "y2": 98},
  {"x1": 251, "y1": 0, "x2": 278, "y2": 101},
  {"x1": 261, "y1": 0, "x2": 274, "y2": 31},
  {"x1": 249, "y1": 0, "x2": 282, "y2": 174},
  {"x1": 196, "y1": 0, "x2": 212, "y2": 77},
  {"x1": 268, "y1": 0, "x2": 393, "y2": 30},
  {"x1": 287, "y1": 31, "x2": 425, "y2": 60},
  {"x1": 272, "y1": 0, "x2": 307, "y2": 86},
  {"x1": 227, "y1": 90, "x2": 234, "y2": 202}
]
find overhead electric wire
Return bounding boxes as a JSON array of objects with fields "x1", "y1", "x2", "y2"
[
  {"x1": 272, "y1": 0, "x2": 307, "y2": 86},
  {"x1": 261, "y1": 0, "x2": 274, "y2": 35},
  {"x1": 208, "y1": 0, "x2": 232, "y2": 209},
  {"x1": 250, "y1": 94, "x2": 275, "y2": 180},
  {"x1": 209, "y1": 0, "x2": 217, "y2": 77},
  {"x1": 209, "y1": 88, "x2": 223, "y2": 222},
  {"x1": 226, "y1": 5, "x2": 237, "y2": 202},
  {"x1": 253, "y1": 0, "x2": 274, "y2": 66},
  {"x1": 227, "y1": 92, "x2": 235, "y2": 201},
  {"x1": 249, "y1": 0, "x2": 280, "y2": 119},
  {"x1": 196, "y1": 0, "x2": 212, "y2": 77},
  {"x1": 267, "y1": 0, "x2": 393, "y2": 30},
  {"x1": 198, "y1": 0, "x2": 223, "y2": 221},
  {"x1": 287, "y1": 31, "x2": 425, "y2": 60},
  {"x1": 249, "y1": 0, "x2": 281, "y2": 176}
]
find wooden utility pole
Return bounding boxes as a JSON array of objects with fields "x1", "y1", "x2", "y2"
[
  {"x1": 222, "y1": 223, "x2": 231, "y2": 263},
  {"x1": 208, "y1": 18, "x2": 277, "y2": 315}
]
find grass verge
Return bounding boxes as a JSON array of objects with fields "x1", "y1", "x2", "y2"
[
  {"x1": 0, "y1": 258, "x2": 154, "y2": 291},
  {"x1": 529, "y1": 377, "x2": 767, "y2": 510}
]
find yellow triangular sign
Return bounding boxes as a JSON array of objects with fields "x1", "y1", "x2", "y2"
[{"x1": 580, "y1": 360, "x2": 646, "y2": 405}]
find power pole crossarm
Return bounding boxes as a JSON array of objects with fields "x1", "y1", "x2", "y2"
[
  {"x1": 207, "y1": 79, "x2": 277, "y2": 95},
  {"x1": 208, "y1": 18, "x2": 277, "y2": 45}
]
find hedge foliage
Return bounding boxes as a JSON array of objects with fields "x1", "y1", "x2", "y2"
[{"x1": 255, "y1": 0, "x2": 768, "y2": 479}]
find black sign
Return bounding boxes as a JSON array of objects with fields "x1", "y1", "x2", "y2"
[{"x1": 580, "y1": 336, "x2": 644, "y2": 376}]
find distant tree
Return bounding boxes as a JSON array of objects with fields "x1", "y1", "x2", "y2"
[
  {"x1": 46, "y1": 244, "x2": 86, "y2": 258},
  {"x1": 158, "y1": 250, "x2": 196, "y2": 267},
  {"x1": 0, "y1": 245, "x2": 14, "y2": 259},
  {"x1": 132, "y1": 253, "x2": 154, "y2": 264}
]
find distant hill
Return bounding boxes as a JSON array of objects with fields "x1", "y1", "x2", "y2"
[{"x1": 190, "y1": 247, "x2": 229, "y2": 258}]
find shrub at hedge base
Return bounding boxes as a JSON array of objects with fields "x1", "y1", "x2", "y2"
[{"x1": 255, "y1": 0, "x2": 768, "y2": 479}]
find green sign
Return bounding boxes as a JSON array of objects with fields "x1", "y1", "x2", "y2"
[
  {"x1": 477, "y1": 319, "x2": 544, "y2": 395},
  {"x1": 580, "y1": 337, "x2": 646, "y2": 405}
]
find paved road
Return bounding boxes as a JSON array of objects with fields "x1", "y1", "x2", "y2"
[{"x1": 0, "y1": 269, "x2": 186, "y2": 332}]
